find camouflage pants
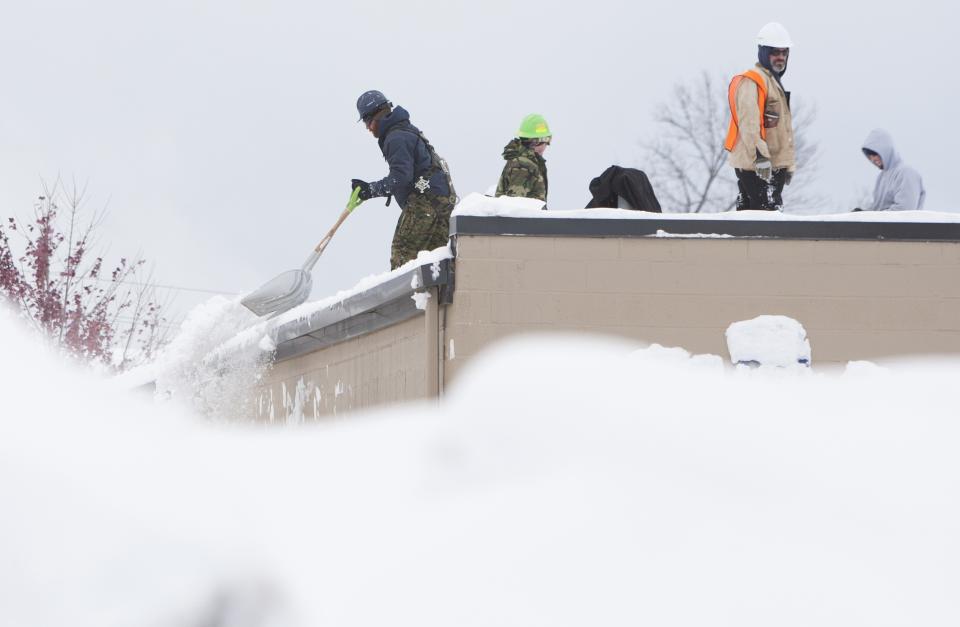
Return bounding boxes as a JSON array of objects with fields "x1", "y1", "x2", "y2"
[{"x1": 390, "y1": 192, "x2": 455, "y2": 269}]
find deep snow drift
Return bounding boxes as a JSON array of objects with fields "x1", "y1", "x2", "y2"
[{"x1": 3, "y1": 307, "x2": 960, "y2": 626}]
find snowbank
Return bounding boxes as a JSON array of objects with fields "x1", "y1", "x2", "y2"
[
  {"x1": 453, "y1": 191, "x2": 960, "y2": 222},
  {"x1": 5, "y1": 318, "x2": 960, "y2": 626}
]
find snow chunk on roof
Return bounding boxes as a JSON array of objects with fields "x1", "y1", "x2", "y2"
[{"x1": 452, "y1": 193, "x2": 545, "y2": 216}]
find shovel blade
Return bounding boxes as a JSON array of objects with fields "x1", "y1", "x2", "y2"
[{"x1": 241, "y1": 269, "x2": 313, "y2": 317}]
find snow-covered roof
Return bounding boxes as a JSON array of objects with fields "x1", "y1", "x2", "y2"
[
  {"x1": 119, "y1": 248, "x2": 453, "y2": 393},
  {"x1": 451, "y1": 193, "x2": 960, "y2": 241},
  {"x1": 127, "y1": 193, "x2": 959, "y2": 394},
  {"x1": 453, "y1": 192, "x2": 960, "y2": 223},
  {"x1": 218, "y1": 246, "x2": 453, "y2": 360}
]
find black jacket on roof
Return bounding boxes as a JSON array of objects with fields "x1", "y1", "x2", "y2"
[{"x1": 585, "y1": 166, "x2": 662, "y2": 212}]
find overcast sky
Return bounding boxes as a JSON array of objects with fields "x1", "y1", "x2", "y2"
[{"x1": 1, "y1": 0, "x2": 955, "y2": 319}]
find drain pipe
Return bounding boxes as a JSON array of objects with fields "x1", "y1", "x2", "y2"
[{"x1": 424, "y1": 285, "x2": 440, "y2": 399}]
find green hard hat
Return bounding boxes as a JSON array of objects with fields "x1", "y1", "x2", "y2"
[{"x1": 517, "y1": 113, "x2": 552, "y2": 139}]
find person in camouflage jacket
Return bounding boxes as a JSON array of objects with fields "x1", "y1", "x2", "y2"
[{"x1": 495, "y1": 114, "x2": 551, "y2": 203}]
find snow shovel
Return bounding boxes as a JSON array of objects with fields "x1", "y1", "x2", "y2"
[{"x1": 241, "y1": 187, "x2": 363, "y2": 317}]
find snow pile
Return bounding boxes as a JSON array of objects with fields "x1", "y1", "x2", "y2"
[
  {"x1": 626, "y1": 342, "x2": 725, "y2": 372},
  {"x1": 452, "y1": 192, "x2": 545, "y2": 216},
  {"x1": 124, "y1": 246, "x2": 455, "y2": 420},
  {"x1": 726, "y1": 315, "x2": 812, "y2": 369},
  {"x1": 148, "y1": 295, "x2": 273, "y2": 421},
  {"x1": 7, "y1": 321, "x2": 960, "y2": 626},
  {"x1": 844, "y1": 360, "x2": 890, "y2": 377},
  {"x1": 654, "y1": 229, "x2": 734, "y2": 238}
]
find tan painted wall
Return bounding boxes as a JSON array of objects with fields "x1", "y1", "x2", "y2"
[
  {"x1": 257, "y1": 234, "x2": 960, "y2": 420},
  {"x1": 443, "y1": 235, "x2": 960, "y2": 383},
  {"x1": 254, "y1": 314, "x2": 427, "y2": 422}
]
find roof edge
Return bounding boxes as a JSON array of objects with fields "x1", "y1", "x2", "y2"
[
  {"x1": 273, "y1": 258, "x2": 453, "y2": 362},
  {"x1": 450, "y1": 215, "x2": 960, "y2": 241}
]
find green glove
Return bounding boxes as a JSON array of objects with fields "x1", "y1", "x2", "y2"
[{"x1": 347, "y1": 185, "x2": 363, "y2": 212}]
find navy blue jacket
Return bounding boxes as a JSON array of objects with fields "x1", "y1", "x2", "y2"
[{"x1": 369, "y1": 106, "x2": 451, "y2": 207}]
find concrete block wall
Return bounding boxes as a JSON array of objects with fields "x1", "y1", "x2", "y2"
[
  {"x1": 254, "y1": 315, "x2": 426, "y2": 422},
  {"x1": 257, "y1": 230, "x2": 960, "y2": 420},
  {"x1": 444, "y1": 234, "x2": 960, "y2": 382}
]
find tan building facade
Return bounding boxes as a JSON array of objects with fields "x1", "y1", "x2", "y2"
[{"x1": 252, "y1": 215, "x2": 960, "y2": 421}]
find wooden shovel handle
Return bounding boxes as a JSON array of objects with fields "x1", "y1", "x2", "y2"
[{"x1": 314, "y1": 204, "x2": 354, "y2": 255}]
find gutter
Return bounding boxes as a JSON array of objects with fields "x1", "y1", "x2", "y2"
[{"x1": 273, "y1": 258, "x2": 454, "y2": 363}]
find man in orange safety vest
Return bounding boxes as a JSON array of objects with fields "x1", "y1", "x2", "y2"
[{"x1": 724, "y1": 22, "x2": 797, "y2": 211}]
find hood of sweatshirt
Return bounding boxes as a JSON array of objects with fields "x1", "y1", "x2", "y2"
[{"x1": 862, "y1": 128, "x2": 901, "y2": 171}]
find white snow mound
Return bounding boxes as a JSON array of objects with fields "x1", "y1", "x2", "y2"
[
  {"x1": 8, "y1": 320, "x2": 960, "y2": 626},
  {"x1": 726, "y1": 315, "x2": 812, "y2": 368}
]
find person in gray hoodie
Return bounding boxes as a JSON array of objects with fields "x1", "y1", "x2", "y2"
[{"x1": 860, "y1": 128, "x2": 926, "y2": 211}]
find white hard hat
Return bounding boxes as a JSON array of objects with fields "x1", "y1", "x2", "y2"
[{"x1": 757, "y1": 22, "x2": 793, "y2": 48}]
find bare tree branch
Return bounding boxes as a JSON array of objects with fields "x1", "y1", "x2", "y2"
[{"x1": 0, "y1": 184, "x2": 170, "y2": 372}]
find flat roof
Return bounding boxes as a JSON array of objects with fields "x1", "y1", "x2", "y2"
[
  {"x1": 449, "y1": 194, "x2": 960, "y2": 241},
  {"x1": 450, "y1": 215, "x2": 960, "y2": 241},
  {"x1": 271, "y1": 210, "x2": 960, "y2": 363}
]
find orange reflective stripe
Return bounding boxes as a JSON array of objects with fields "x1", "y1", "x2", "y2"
[
  {"x1": 723, "y1": 70, "x2": 768, "y2": 151},
  {"x1": 723, "y1": 76, "x2": 746, "y2": 151}
]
